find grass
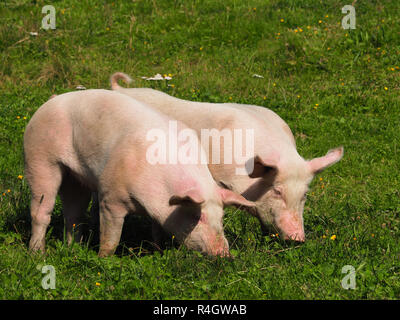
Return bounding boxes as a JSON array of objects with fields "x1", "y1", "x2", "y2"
[{"x1": 0, "y1": 0, "x2": 400, "y2": 299}]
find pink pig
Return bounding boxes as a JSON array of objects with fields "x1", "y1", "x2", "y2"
[
  {"x1": 24, "y1": 89, "x2": 254, "y2": 257},
  {"x1": 111, "y1": 73, "x2": 344, "y2": 242}
]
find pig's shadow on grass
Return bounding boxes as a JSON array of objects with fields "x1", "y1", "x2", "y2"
[
  {"x1": 4, "y1": 197, "x2": 172, "y2": 257},
  {"x1": 70, "y1": 208, "x2": 171, "y2": 257}
]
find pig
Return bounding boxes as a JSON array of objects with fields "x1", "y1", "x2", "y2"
[
  {"x1": 24, "y1": 89, "x2": 255, "y2": 257},
  {"x1": 110, "y1": 72, "x2": 344, "y2": 242}
]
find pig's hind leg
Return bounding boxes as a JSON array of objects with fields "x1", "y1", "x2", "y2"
[
  {"x1": 58, "y1": 172, "x2": 91, "y2": 245},
  {"x1": 27, "y1": 162, "x2": 63, "y2": 253}
]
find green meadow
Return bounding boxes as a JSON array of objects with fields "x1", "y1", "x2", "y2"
[{"x1": 0, "y1": 0, "x2": 399, "y2": 299}]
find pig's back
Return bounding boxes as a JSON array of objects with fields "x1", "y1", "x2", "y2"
[
  {"x1": 225, "y1": 103, "x2": 296, "y2": 147},
  {"x1": 115, "y1": 87, "x2": 257, "y2": 132},
  {"x1": 50, "y1": 89, "x2": 171, "y2": 145},
  {"x1": 26, "y1": 90, "x2": 172, "y2": 177}
]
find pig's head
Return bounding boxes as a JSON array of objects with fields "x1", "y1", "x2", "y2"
[
  {"x1": 166, "y1": 186, "x2": 255, "y2": 256},
  {"x1": 244, "y1": 146, "x2": 344, "y2": 242}
]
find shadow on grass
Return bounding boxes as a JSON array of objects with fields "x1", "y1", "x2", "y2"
[{"x1": 1, "y1": 190, "x2": 175, "y2": 258}]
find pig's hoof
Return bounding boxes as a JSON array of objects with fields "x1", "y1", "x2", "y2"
[
  {"x1": 29, "y1": 247, "x2": 46, "y2": 255},
  {"x1": 98, "y1": 249, "x2": 115, "y2": 258},
  {"x1": 29, "y1": 241, "x2": 45, "y2": 254},
  {"x1": 98, "y1": 252, "x2": 110, "y2": 258}
]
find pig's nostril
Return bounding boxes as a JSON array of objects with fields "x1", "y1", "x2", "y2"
[
  {"x1": 221, "y1": 250, "x2": 231, "y2": 258},
  {"x1": 285, "y1": 234, "x2": 305, "y2": 242}
]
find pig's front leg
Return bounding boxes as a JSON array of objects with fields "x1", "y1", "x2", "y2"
[{"x1": 98, "y1": 199, "x2": 128, "y2": 257}]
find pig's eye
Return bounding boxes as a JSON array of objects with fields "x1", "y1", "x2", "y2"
[
  {"x1": 302, "y1": 192, "x2": 308, "y2": 201},
  {"x1": 272, "y1": 188, "x2": 282, "y2": 197}
]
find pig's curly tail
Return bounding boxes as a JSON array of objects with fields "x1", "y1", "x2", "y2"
[{"x1": 110, "y1": 72, "x2": 133, "y2": 90}]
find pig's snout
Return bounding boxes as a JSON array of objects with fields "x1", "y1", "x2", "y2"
[
  {"x1": 277, "y1": 211, "x2": 305, "y2": 243},
  {"x1": 284, "y1": 233, "x2": 305, "y2": 242},
  {"x1": 183, "y1": 226, "x2": 230, "y2": 257},
  {"x1": 209, "y1": 236, "x2": 230, "y2": 257},
  {"x1": 198, "y1": 230, "x2": 229, "y2": 257}
]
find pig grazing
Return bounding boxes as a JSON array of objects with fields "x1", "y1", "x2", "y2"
[
  {"x1": 24, "y1": 89, "x2": 254, "y2": 257},
  {"x1": 110, "y1": 72, "x2": 344, "y2": 242}
]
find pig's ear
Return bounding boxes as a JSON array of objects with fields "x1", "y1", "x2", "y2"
[
  {"x1": 245, "y1": 152, "x2": 280, "y2": 178},
  {"x1": 219, "y1": 188, "x2": 256, "y2": 208},
  {"x1": 169, "y1": 188, "x2": 205, "y2": 206},
  {"x1": 308, "y1": 146, "x2": 344, "y2": 174}
]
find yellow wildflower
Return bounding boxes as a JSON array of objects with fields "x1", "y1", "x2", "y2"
[{"x1": 330, "y1": 235, "x2": 337, "y2": 240}]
